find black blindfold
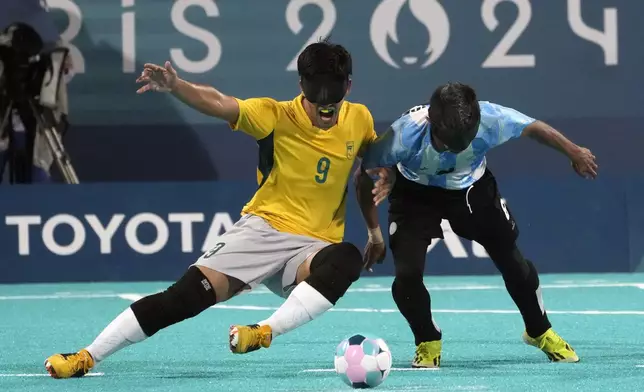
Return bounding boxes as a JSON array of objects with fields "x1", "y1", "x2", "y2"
[{"x1": 301, "y1": 75, "x2": 348, "y2": 105}]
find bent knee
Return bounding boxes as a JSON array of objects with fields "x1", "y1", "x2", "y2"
[
  {"x1": 305, "y1": 242, "x2": 363, "y2": 304},
  {"x1": 311, "y1": 242, "x2": 363, "y2": 281}
]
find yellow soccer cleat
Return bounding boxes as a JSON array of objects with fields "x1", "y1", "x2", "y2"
[
  {"x1": 523, "y1": 328, "x2": 580, "y2": 363},
  {"x1": 412, "y1": 340, "x2": 442, "y2": 368},
  {"x1": 229, "y1": 324, "x2": 272, "y2": 354},
  {"x1": 44, "y1": 349, "x2": 95, "y2": 379}
]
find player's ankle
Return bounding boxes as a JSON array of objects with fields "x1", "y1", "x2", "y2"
[
  {"x1": 257, "y1": 322, "x2": 275, "y2": 339},
  {"x1": 82, "y1": 348, "x2": 96, "y2": 363},
  {"x1": 416, "y1": 335, "x2": 442, "y2": 345},
  {"x1": 526, "y1": 326, "x2": 551, "y2": 339}
]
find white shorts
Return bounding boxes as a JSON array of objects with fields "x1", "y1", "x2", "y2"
[{"x1": 194, "y1": 214, "x2": 330, "y2": 298}]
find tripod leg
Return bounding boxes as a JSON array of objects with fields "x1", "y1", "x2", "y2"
[
  {"x1": 0, "y1": 102, "x2": 12, "y2": 184},
  {"x1": 28, "y1": 100, "x2": 80, "y2": 184},
  {"x1": 41, "y1": 125, "x2": 79, "y2": 184}
]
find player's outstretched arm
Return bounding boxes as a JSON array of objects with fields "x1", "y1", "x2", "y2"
[
  {"x1": 171, "y1": 78, "x2": 239, "y2": 123},
  {"x1": 522, "y1": 120, "x2": 598, "y2": 179},
  {"x1": 136, "y1": 61, "x2": 239, "y2": 124}
]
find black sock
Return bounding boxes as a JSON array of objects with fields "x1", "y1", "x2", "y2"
[
  {"x1": 487, "y1": 246, "x2": 551, "y2": 338},
  {"x1": 392, "y1": 277, "x2": 442, "y2": 345}
]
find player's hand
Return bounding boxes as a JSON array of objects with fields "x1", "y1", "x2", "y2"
[
  {"x1": 366, "y1": 168, "x2": 395, "y2": 206},
  {"x1": 569, "y1": 146, "x2": 598, "y2": 179},
  {"x1": 136, "y1": 61, "x2": 178, "y2": 94},
  {"x1": 363, "y1": 228, "x2": 386, "y2": 272}
]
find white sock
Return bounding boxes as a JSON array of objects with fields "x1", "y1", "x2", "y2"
[
  {"x1": 85, "y1": 307, "x2": 147, "y2": 363},
  {"x1": 259, "y1": 281, "x2": 333, "y2": 338}
]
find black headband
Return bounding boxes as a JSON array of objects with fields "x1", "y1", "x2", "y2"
[{"x1": 301, "y1": 74, "x2": 348, "y2": 105}]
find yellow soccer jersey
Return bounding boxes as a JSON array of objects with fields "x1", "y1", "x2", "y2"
[{"x1": 229, "y1": 94, "x2": 377, "y2": 243}]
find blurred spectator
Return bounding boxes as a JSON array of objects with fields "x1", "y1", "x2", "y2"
[{"x1": 0, "y1": 0, "x2": 72, "y2": 184}]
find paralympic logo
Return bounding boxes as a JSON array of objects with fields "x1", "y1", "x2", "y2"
[{"x1": 369, "y1": 0, "x2": 450, "y2": 69}]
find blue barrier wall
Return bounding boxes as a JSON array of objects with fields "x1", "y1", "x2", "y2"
[
  {"x1": 0, "y1": 174, "x2": 638, "y2": 283},
  {"x1": 60, "y1": 119, "x2": 642, "y2": 182}
]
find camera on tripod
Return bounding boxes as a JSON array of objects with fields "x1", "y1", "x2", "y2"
[{"x1": 0, "y1": 22, "x2": 79, "y2": 184}]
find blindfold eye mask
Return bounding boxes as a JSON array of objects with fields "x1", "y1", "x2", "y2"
[{"x1": 301, "y1": 74, "x2": 348, "y2": 106}]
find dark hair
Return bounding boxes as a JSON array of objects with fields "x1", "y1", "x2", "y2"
[
  {"x1": 428, "y1": 82, "x2": 481, "y2": 144},
  {"x1": 297, "y1": 38, "x2": 352, "y2": 81}
]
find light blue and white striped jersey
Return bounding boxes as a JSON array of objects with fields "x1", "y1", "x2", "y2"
[{"x1": 362, "y1": 101, "x2": 536, "y2": 190}]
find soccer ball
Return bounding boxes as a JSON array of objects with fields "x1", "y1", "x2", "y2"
[{"x1": 334, "y1": 333, "x2": 392, "y2": 388}]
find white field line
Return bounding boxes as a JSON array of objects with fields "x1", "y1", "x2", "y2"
[
  {"x1": 0, "y1": 292, "x2": 638, "y2": 315},
  {"x1": 0, "y1": 281, "x2": 642, "y2": 301},
  {"x1": 117, "y1": 293, "x2": 146, "y2": 302},
  {"x1": 0, "y1": 293, "x2": 130, "y2": 300},
  {"x1": 209, "y1": 304, "x2": 644, "y2": 315},
  {"x1": 80, "y1": 294, "x2": 644, "y2": 316},
  {"x1": 0, "y1": 283, "x2": 641, "y2": 316},
  {"x1": 250, "y1": 282, "x2": 644, "y2": 294}
]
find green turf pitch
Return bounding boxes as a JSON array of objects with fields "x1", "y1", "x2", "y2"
[{"x1": 1, "y1": 273, "x2": 644, "y2": 392}]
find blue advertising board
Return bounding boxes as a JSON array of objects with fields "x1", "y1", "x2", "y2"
[{"x1": 0, "y1": 176, "x2": 635, "y2": 283}]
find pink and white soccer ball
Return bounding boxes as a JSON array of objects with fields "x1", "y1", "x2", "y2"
[{"x1": 334, "y1": 334, "x2": 392, "y2": 388}]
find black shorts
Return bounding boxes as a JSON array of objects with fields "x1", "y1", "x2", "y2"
[{"x1": 388, "y1": 168, "x2": 519, "y2": 255}]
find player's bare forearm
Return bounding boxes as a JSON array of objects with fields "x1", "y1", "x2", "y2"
[
  {"x1": 355, "y1": 165, "x2": 380, "y2": 230},
  {"x1": 523, "y1": 120, "x2": 580, "y2": 158},
  {"x1": 171, "y1": 79, "x2": 239, "y2": 123}
]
